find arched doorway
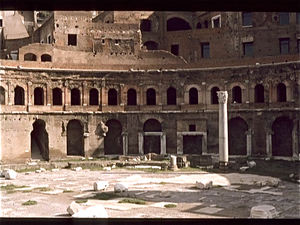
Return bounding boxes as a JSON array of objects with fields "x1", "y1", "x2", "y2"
[
  {"x1": 108, "y1": 89, "x2": 118, "y2": 105},
  {"x1": 254, "y1": 84, "x2": 264, "y2": 103},
  {"x1": 67, "y1": 120, "x2": 84, "y2": 156},
  {"x1": 53, "y1": 88, "x2": 62, "y2": 105},
  {"x1": 272, "y1": 117, "x2": 293, "y2": 156},
  {"x1": 277, "y1": 83, "x2": 287, "y2": 102},
  {"x1": 143, "y1": 41, "x2": 158, "y2": 50},
  {"x1": 228, "y1": 117, "x2": 248, "y2": 155},
  {"x1": 167, "y1": 18, "x2": 191, "y2": 31},
  {"x1": 189, "y1": 88, "x2": 198, "y2": 104},
  {"x1": 146, "y1": 88, "x2": 156, "y2": 105},
  {"x1": 127, "y1": 88, "x2": 137, "y2": 105},
  {"x1": 31, "y1": 119, "x2": 49, "y2": 161},
  {"x1": 34, "y1": 87, "x2": 44, "y2": 105},
  {"x1": 167, "y1": 87, "x2": 176, "y2": 105},
  {"x1": 232, "y1": 86, "x2": 242, "y2": 103},
  {"x1": 211, "y1": 87, "x2": 220, "y2": 104},
  {"x1": 143, "y1": 119, "x2": 162, "y2": 154},
  {"x1": 0, "y1": 86, "x2": 5, "y2": 105},
  {"x1": 71, "y1": 88, "x2": 81, "y2": 105},
  {"x1": 14, "y1": 86, "x2": 25, "y2": 105},
  {"x1": 104, "y1": 119, "x2": 123, "y2": 155}
]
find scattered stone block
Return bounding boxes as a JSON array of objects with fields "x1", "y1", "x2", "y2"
[
  {"x1": 67, "y1": 201, "x2": 83, "y2": 215},
  {"x1": 1, "y1": 169, "x2": 10, "y2": 177},
  {"x1": 103, "y1": 167, "x2": 111, "y2": 171},
  {"x1": 88, "y1": 157, "x2": 93, "y2": 160},
  {"x1": 239, "y1": 166, "x2": 249, "y2": 171},
  {"x1": 93, "y1": 181, "x2": 109, "y2": 191},
  {"x1": 27, "y1": 162, "x2": 37, "y2": 166},
  {"x1": 72, "y1": 167, "x2": 82, "y2": 171},
  {"x1": 81, "y1": 157, "x2": 85, "y2": 160},
  {"x1": 114, "y1": 183, "x2": 128, "y2": 193},
  {"x1": 168, "y1": 155, "x2": 178, "y2": 171},
  {"x1": 159, "y1": 191, "x2": 171, "y2": 198},
  {"x1": 5, "y1": 170, "x2": 17, "y2": 180},
  {"x1": 112, "y1": 165, "x2": 116, "y2": 169},
  {"x1": 250, "y1": 205, "x2": 278, "y2": 218},
  {"x1": 51, "y1": 169, "x2": 60, "y2": 172},
  {"x1": 40, "y1": 168, "x2": 46, "y2": 172},
  {"x1": 266, "y1": 180, "x2": 279, "y2": 188},
  {"x1": 35, "y1": 170, "x2": 41, "y2": 173},
  {"x1": 25, "y1": 172, "x2": 31, "y2": 175},
  {"x1": 72, "y1": 205, "x2": 108, "y2": 218},
  {"x1": 196, "y1": 180, "x2": 213, "y2": 189},
  {"x1": 247, "y1": 161, "x2": 256, "y2": 168}
]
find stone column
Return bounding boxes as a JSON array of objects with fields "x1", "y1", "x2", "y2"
[
  {"x1": 292, "y1": 120, "x2": 299, "y2": 158},
  {"x1": 246, "y1": 130, "x2": 252, "y2": 156},
  {"x1": 122, "y1": 132, "x2": 128, "y2": 155},
  {"x1": 27, "y1": 82, "x2": 32, "y2": 111},
  {"x1": 7, "y1": 81, "x2": 12, "y2": 105},
  {"x1": 138, "y1": 133, "x2": 144, "y2": 154},
  {"x1": 46, "y1": 84, "x2": 51, "y2": 106},
  {"x1": 202, "y1": 133, "x2": 208, "y2": 154},
  {"x1": 160, "y1": 133, "x2": 166, "y2": 155},
  {"x1": 217, "y1": 91, "x2": 228, "y2": 170},
  {"x1": 266, "y1": 131, "x2": 273, "y2": 157},
  {"x1": 177, "y1": 132, "x2": 183, "y2": 154}
]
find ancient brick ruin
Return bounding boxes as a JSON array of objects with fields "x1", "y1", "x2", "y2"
[{"x1": 0, "y1": 11, "x2": 299, "y2": 163}]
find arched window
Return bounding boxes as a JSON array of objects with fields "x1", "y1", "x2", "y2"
[
  {"x1": 167, "y1": 87, "x2": 176, "y2": 105},
  {"x1": 140, "y1": 19, "x2": 152, "y2": 32},
  {"x1": 143, "y1": 41, "x2": 158, "y2": 50},
  {"x1": 52, "y1": 88, "x2": 62, "y2": 105},
  {"x1": 146, "y1": 88, "x2": 156, "y2": 105},
  {"x1": 254, "y1": 84, "x2": 264, "y2": 103},
  {"x1": 71, "y1": 88, "x2": 81, "y2": 105},
  {"x1": 167, "y1": 17, "x2": 192, "y2": 31},
  {"x1": 196, "y1": 22, "x2": 202, "y2": 29},
  {"x1": 14, "y1": 86, "x2": 25, "y2": 105},
  {"x1": 0, "y1": 86, "x2": 5, "y2": 105},
  {"x1": 89, "y1": 88, "x2": 99, "y2": 106},
  {"x1": 127, "y1": 88, "x2": 137, "y2": 105},
  {"x1": 24, "y1": 53, "x2": 37, "y2": 61},
  {"x1": 211, "y1": 87, "x2": 220, "y2": 104},
  {"x1": 41, "y1": 54, "x2": 51, "y2": 62},
  {"x1": 34, "y1": 87, "x2": 44, "y2": 105},
  {"x1": 108, "y1": 88, "x2": 117, "y2": 105},
  {"x1": 189, "y1": 88, "x2": 198, "y2": 104},
  {"x1": 277, "y1": 83, "x2": 286, "y2": 102},
  {"x1": 232, "y1": 86, "x2": 242, "y2": 103}
]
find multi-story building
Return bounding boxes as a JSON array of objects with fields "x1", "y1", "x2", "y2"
[{"x1": 0, "y1": 11, "x2": 299, "y2": 163}]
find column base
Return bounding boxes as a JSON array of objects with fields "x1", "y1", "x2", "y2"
[{"x1": 219, "y1": 161, "x2": 228, "y2": 170}]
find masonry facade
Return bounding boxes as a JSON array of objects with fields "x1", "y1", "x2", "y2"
[{"x1": 0, "y1": 11, "x2": 299, "y2": 163}]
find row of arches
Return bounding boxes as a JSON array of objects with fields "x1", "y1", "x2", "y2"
[
  {"x1": 24, "y1": 53, "x2": 52, "y2": 62},
  {"x1": 0, "y1": 82, "x2": 288, "y2": 106},
  {"x1": 31, "y1": 116, "x2": 294, "y2": 161},
  {"x1": 142, "y1": 17, "x2": 211, "y2": 32}
]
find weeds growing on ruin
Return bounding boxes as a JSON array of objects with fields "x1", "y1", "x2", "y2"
[
  {"x1": 0, "y1": 184, "x2": 28, "y2": 191},
  {"x1": 92, "y1": 192, "x2": 119, "y2": 200},
  {"x1": 75, "y1": 199, "x2": 88, "y2": 203},
  {"x1": 22, "y1": 200, "x2": 37, "y2": 206},
  {"x1": 164, "y1": 204, "x2": 177, "y2": 208},
  {"x1": 118, "y1": 198, "x2": 146, "y2": 205}
]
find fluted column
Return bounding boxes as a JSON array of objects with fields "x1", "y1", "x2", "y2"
[{"x1": 217, "y1": 91, "x2": 228, "y2": 170}]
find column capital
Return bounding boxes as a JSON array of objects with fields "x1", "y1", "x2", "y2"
[{"x1": 217, "y1": 91, "x2": 228, "y2": 104}]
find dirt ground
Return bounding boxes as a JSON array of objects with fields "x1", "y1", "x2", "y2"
[{"x1": 0, "y1": 159, "x2": 299, "y2": 219}]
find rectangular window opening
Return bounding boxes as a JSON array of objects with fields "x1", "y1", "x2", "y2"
[
  {"x1": 242, "y1": 12, "x2": 252, "y2": 26},
  {"x1": 171, "y1": 44, "x2": 179, "y2": 56},
  {"x1": 297, "y1": 12, "x2": 300, "y2": 24},
  {"x1": 0, "y1": 19, "x2": 2, "y2": 27},
  {"x1": 243, "y1": 42, "x2": 253, "y2": 56},
  {"x1": 201, "y1": 43, "x2": 210, "y2": 58},
  {"x1": 297, "y1": 39, "x2": 300, "y2": 53},
  {"x1": 280, "y1": 38, "x2": 290, "y2": 54},
  {"x1": 211, "y1": 15, "x2": 221, "y2": 28},
  {"x1": 68, "y1": 34, "x2": 77, "y2": 46},
  {"x1": 189, "y1": 125, "x2": 196, "y2": 132},
  {"x1": 279, "y1": 12, "x2": 289, "y2": 25},
  {"x1": 47, "y1": 35, "x2": 51, "y2": 44}
]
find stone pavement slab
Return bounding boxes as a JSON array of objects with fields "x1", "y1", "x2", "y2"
[
  {"x1": 149, "y1": 202, "x2": 177, "y2": 208},
  {"x1": 194, "y1": 207, "x2": 224, "y2": 214}
]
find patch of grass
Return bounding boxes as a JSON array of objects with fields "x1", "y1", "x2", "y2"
[
  {"x1": 6, "y1": 190, "x2": 16, "y2": 194},
  {"x1": 159, "y1": 182, "x2": 168, "y2": 185},
  {"x1": 125, "y1": 168, "x2": 163, "y2": 173},
  {"x1": 164, "y1": 204, "x2": 177, "y2": 208},
  {"x1": 118, "y1": 198, "x2": 146, "y2": 205},
  {"x1": 22, "y1": 200, "x2": 37, "y2": 206},
  {"x1": 34, "y1": 187, "x2": 52, "y2": 192},
  {"x1": 63, "y1": 190, "x2": 74, "y2": 193},
  {"x1": 0, "y1": 184, "x2": 28, "y2": 191},
  {"x1": 22, "y1": 190, "x2": 33, "y2": 193},
  {"x1": 88, "y1": 167, "x2": 104, "y2": 171},
  {"x1": 75, "y1": 199, "x2": 88, "y2": 204},
  {"x1": 92, "y1": 192, "x2": 119, "y2": 200},
  {"x1": 179, "y1": 167, "x2": 204, "y2": 172},
  {"x1": 16, "y1": 168, "x2": 38, "y2": 173}
]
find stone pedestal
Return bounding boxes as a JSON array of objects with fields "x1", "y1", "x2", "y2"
[
  {"x1": 217, "y1": 91, "x2": 229, "y2": 170},
  {"x1": 169, "y1": 155, "x2": 178, "y2": 171}
]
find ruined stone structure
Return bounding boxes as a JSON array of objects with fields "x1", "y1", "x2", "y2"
[{"x1": 0, "y1": 11, "x2": 299, "y2": 163}]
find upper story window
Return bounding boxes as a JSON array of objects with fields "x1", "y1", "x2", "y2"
[
  {"x1": 297, "y1": 12, "x2": 300, "y2": 24},
  {"x1": 140, "y1": 19, "x2": 151, "y2": 32},
  {"x1": 212, "y1": 15, "x2": 221, "y2": 28},
  {"x1": 68, "y1": 34, "x2": 77, "y2": 46},
  {"x1": 171, "y1": 44, "x2": 179, "y2": 56},
  {"x1": 280, "y1": 38, "x2": 290, "y2": 54},
  {"x1": 0, "y1": 19, "x2": 3, "y2": 27},
  {"x1": 167, "y1": 18, "x2": 191, "y2": 31},
  {"x1": 243, "y1": 42, "x2": 253, "y2": 56},
  {"x1": 279, "y1": 12, "x2": 289, "y2": 25},
  {"x1": 242, "y1": 12, "x2": 252, "y2": 26},
  {"x1": 201, "y1": 43, "x2": 210, "y2": 58},
  {"x1": 298, "y1": 39, "x2": 300, "y2": 53}
]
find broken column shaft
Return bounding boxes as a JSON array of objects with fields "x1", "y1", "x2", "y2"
[{"x1": 217, "y1": 91, "x2": 229, "y2": 170}]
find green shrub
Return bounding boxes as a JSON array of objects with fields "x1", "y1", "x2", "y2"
[{"x1": 22, "y1": 200, "x2": 37, "y2": 206}]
